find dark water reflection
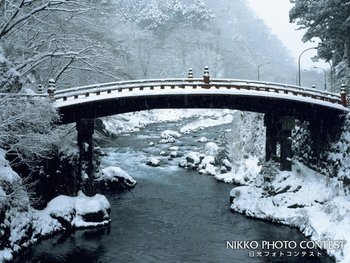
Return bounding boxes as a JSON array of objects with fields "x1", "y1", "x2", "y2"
[{"x1": 15, "y1": 120, "x2": 335, "y2": 263}]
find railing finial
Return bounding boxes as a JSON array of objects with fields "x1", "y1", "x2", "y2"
[
  {"x1": 47, "y1": 78, "x2": 56, "y2": 97},
  {"x1": 37, "y1": 84, "x2": 43, "y2": 93},
  {"x1": 187, "y1": 68, "x2": 193, "y2": 82},
  {"x1": 340, "y1": 84, "x2": 347, "y2": 107},
  {"x1": 203, "y1": 66, "x2": 210, "y2": 84}
]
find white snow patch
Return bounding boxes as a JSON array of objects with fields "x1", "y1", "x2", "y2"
[{"x1": 180, "y1": 114, "x2": 234, "y2": 133}]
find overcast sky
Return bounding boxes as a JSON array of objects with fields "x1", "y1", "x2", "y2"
[{"x1": 246, "y1": 0, "x2": 328, "y2": 70}]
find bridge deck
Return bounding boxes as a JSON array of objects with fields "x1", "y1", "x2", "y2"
[{"x1": 53, "y1": 78, "x2": 346, "y2": 111}]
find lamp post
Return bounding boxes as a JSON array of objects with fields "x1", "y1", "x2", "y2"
[
  {"x1": 298, "y1": 46, "x2": 317, "y2": 86},
  {"x1": 257, "y1": 61, "x2": 271, "y2": 81},
  {"x1": 313, "y1": 66, "x2": 327, "y2": 90}
]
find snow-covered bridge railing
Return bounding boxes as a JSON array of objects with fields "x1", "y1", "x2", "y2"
[{"x1": 53, "y1": 78, "x2": 346, "y2": 109}]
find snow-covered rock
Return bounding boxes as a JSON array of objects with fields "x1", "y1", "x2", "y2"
[
  {"x1": 146, "y1": 156, "x2": 161, "y2": 167},
  {"x1": 170, "y1": 151, "x2": 178, "y2": 158},
  {"x1": 168, "y1": 146, "x2": 179, "y2": 151},
  {"x1": 179, "y1": 151, "x2": 217, "y2": 175},
  {"x1": 96, "y1": 166, "x2": 137, "y2": 189},
  {"x1": 159, "y1": 130, "x2": 181, "y2": 143},
  {"x1": 198, "y1": 137, "x2": 208, "y2": 143},
  {"x1": 215, "y1": 156, "x2": 260, "y2": 184},
  {"x1": 44, "y1": 191, "x2": 111, "y2": 229}
]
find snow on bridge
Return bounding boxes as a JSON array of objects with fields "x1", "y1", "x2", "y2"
[
  {"x1": 1, "y1": 78, "x2": 348, "y2": 123},
  {"x1": 51, "y1": 78, "x2": 348, "y2": 122}
]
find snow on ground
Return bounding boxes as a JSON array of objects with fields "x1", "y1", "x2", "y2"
[
  {"x1": 230, "y1": 161, "x2": 350, "y2": 263},
  {"x1": 180, "y1": 113, "x2": 234, "y2": 133},
  {"x1": 102, "y1": 109, "x2": 234, "y2": 134}
]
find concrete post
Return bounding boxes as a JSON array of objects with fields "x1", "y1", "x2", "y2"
[
  {"x1": 76, "y1": 118, "x2": 95, "y2": 196},
  {"x1": 279, "y1": 116, "x2": 295, "y2": 171}
]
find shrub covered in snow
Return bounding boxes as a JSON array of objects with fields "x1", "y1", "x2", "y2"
[
  {"x1": 215, "y1": 112, "x2": 264, "y2": 184},
  {"x1": 0, "y1": 48, "x2": 22, "y2": 92},
  {"x1": 291, "y1": 120, "x2": 313, "y2": 164},
  {"x1": 327, "y1": 113, "x2": 350, "y2": 192}
]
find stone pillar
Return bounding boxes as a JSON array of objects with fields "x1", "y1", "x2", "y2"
[
  {"x1": 76, "y1": 118, "x2": 95, "y2": 196},
  {"x1": 279, "y1": 116, "x2": 295, "y2": 171},
  {"x1": 264, "y1": 113, "x2": 278, "y2": 162}
]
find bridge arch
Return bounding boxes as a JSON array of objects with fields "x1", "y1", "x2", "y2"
[{"x1": 54, "y1": 78, "x2": 346, "y2": 123}]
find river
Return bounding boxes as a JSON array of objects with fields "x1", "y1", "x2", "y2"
[{"x1": 16, "y1": 118, "x2": 335, "y2": 263}]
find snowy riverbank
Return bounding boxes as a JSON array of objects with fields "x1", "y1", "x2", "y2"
[
  {"x1": 229, "y1": 161, "x2": 350, "y2": 263},
  {"x1": 0, "y1": 149, "x2": 111, "y2": 263}
]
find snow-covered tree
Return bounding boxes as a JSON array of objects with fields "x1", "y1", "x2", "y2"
[
  {"x1": 289, "y1": 0, "x2": 350, "y2": 86},
  {"x1": 0, "y1": 0, "x2": 121, "y2": 89},
  {"x1": 0, "y1": 95, "x2": 60, "y2": 166},
  {"x1": 115, "y1": 0, "x2": 213, "y2": 33}
]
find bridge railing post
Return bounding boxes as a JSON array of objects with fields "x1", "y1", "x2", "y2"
[
  {"x1": 37, "y1": 84, "x2": 43, "y2": 93},
  {"x1": 203, "y1": 66, "x2": 210, "y2": 85},
  {"x1": 47, "y1": 79, "x2": 56, "y2": 98},
  {"x1": 187, "y1": 68, "x2": 193, "y2": 82},
  {"x1": 340, "y1": 84, "x2": 347, "y2": 107}
]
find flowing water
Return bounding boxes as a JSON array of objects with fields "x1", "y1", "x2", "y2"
[{"x1": 16, "y1": 118, "x2": 335, "y2": 263}]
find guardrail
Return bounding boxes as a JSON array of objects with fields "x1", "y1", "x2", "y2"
[{"x1": 52, "y1": 78, "x2": 343, "y2": 106}]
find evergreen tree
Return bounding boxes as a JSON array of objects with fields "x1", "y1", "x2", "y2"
[{"x1": 289, "y1": 0, "x2": 350, "y2": 84}]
